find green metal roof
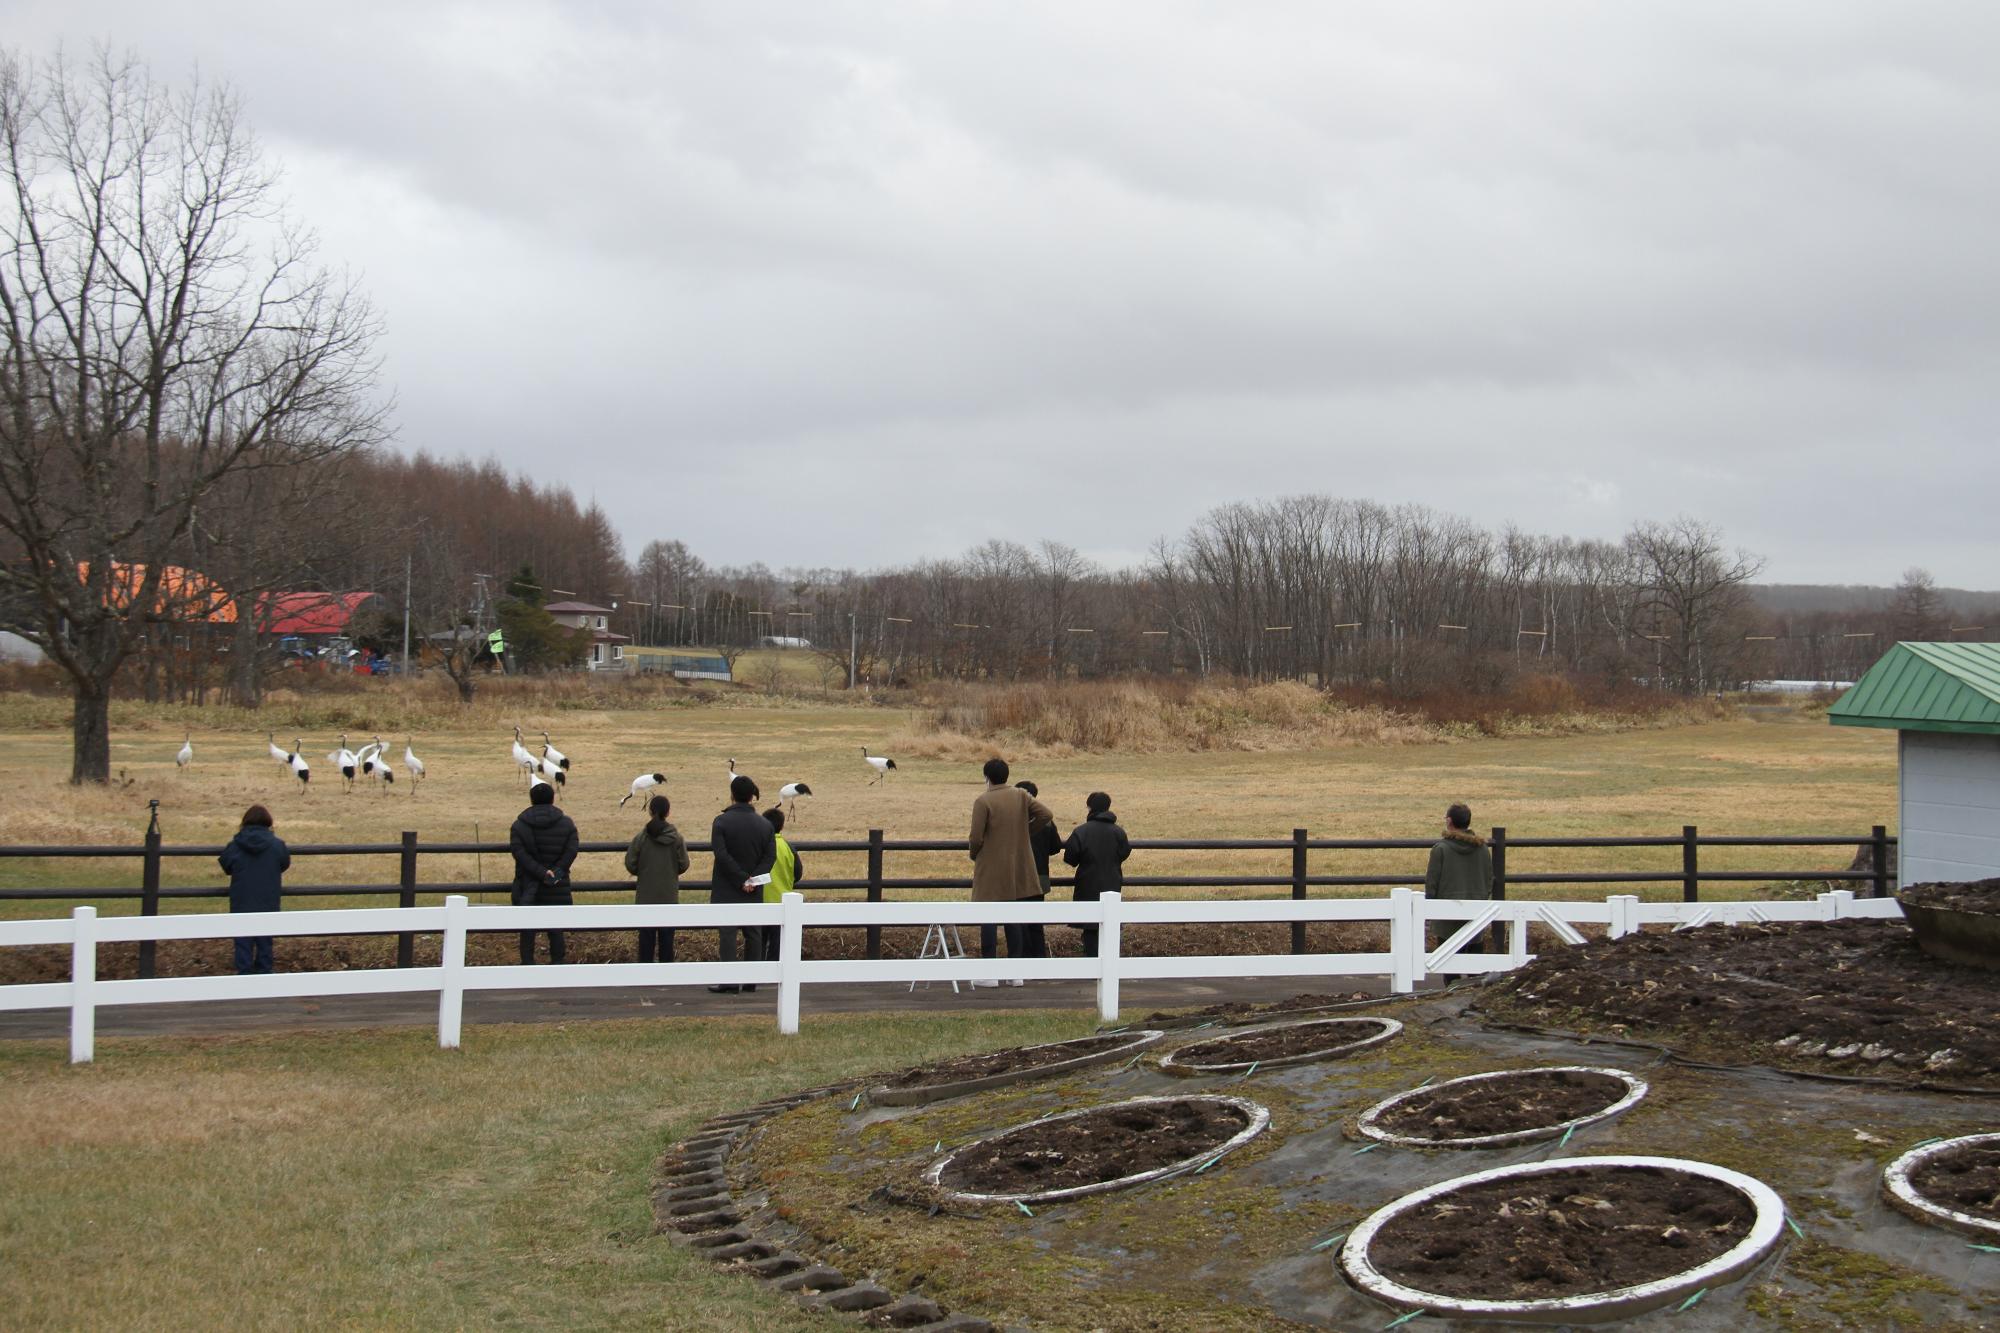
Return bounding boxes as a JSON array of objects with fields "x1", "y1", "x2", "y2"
[{"x1": 1828, "y1": 642, "x2": 2000, "y2": 735}]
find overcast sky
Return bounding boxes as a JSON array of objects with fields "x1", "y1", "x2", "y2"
[{"x1": 10, "y1": 2, "x2": 1997, "y2": 584}]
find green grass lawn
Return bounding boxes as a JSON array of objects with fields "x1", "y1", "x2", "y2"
[{"x1": 0, "y1": 1008, "x2": 1090, "y2": 1330}]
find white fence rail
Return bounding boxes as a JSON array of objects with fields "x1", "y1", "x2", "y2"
[{"x1": 0, "y1": 889, "x2": 1903, "y2": 1063}]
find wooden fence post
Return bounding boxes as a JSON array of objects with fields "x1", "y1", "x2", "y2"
[
  {"x1": 1096, "y1": 891, "x2": 1122, "y2": 1023},
  {"x1": 1682, "y1": 825, "x2": 1699, "y2": 904},
  {"x1": 1290, "y1": 828, "x2": 1308, "y2": 955},
  {"x1": 138, "y1": 827, "x2": 162, "y2": 980},
  {"x1": 438, "y1": 894, "x2": 467, "y2": 1050},
  {"x1": 71, "y1": 905, "x2": 96, "y2": 1065},
  {"x1": 398, "y1": 830, "x2": 418, "y2": 967},
  {"x1": 865, "y1": 828, "x2": 885, "y2": 960},
  {"x1": 1488, "y1": 826, "x2": 1507, "y2": 952},
  {"x1": 1870, "y1": 825, "x2": 1891, "y2": 898}
]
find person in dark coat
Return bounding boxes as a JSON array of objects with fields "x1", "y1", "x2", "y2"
[
  {"x1": 1063, "y1": 791, "x2": 1131, "y2": 898},
  {"x1": 1424, "y1": 802, "x2": 1494, "y2": 953},
  {"x1": 1000, "y1": 778, "x2": 1054, "y2": 965},
  {"x1": 218, "y1": 804, "x2": 289, "y2": 975},
  {"x1": 709, "y1": 773, "x2": 776, "y2": 993},
  {"x1": 1063, "y1": 791, "x2": 1130, "y2": 958},
  {"x1": 511, "y1": 780, "x2": 580, "y2": 964},
  {"x1": 625, "y1": 793, "x2": 690, "y2": 963}
]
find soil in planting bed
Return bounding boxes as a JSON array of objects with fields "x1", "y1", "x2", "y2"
[
  {"x1": 1144, "y1": 990, "x2": 1378, "y2": 1026},
  {"x1": 1901, "y1": 879, "x2": 2000, "y2": 914},
  {"x1": 1909, "y1": 1142, "x2": 2000, "y2": 1219},
  {"x1": 1366, "y1": 1164, "x2": 1756, "y2": 1302},
  {"x1": 1372, "y1": 1069, "x2": 1630, "y2": 1141},
  {"x1": 1171, "y1": 1019, "x2": 1391, "y2": 1067},
  {"x1": 938, "y1": 1098, "x2": 1250, "y2": 1196},
  {"x1": 1482, "y1": 918, "x2": 2000, "y2": 1084},
  {"x1": 883, "y1": 1034, "x2": 1133, "y2": 1089}
]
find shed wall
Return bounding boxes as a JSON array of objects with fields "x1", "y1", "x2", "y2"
[{"x1": 1899, "y1": 729, "x2": 2000, "y2": 888}]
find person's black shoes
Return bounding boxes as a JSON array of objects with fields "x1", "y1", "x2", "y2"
[{"x1": 707, "y1": 984, "x2": 741, "y2": 994}]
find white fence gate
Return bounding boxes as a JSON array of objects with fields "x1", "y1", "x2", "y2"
[{"x1": 0, "y1": 889, "x2": 1903, "y2": 1063}]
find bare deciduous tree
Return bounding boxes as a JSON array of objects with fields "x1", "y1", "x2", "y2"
[{"x1": 0, "y1": 49, "x2": 385, "y2": 780}]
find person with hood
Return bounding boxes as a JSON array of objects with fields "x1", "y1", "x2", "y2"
[
  {"x1": 625, "y1": 793, "x2": 689, "y2": 963},
  {"x1": 761, "y1": 806, "x2": 804, "y2": 963},
  {"x1": 511, "y1": 780, "x2": 580, "y2": 964},
  {"x1": 1063, "y1": 791, "x2": 1131, "y2": 958},
  {"x1": 1423, "y1": 803, "x2": 1494, "y2": 952},
  {"x1": 1005, "y1": 779, "x2": 1056, "y2": 964},
  {"x1": 709, "y1": 773, "x2": 776, "y2": 993},
  {"x1": 968, "y1": 758, "x2": 1055, "y2": 985},
  {"x1": 219, "y1": 804, "x2": 289, "y2": 974}
]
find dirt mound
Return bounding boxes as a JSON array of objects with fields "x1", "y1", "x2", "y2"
[
  {"x1": 1167, "y1": 1018, "x2": 1393, "y2": 1068},
  {"x1": 1481, "y1": 919, "x2": 2000, "y2": 1085},
  {"x1": 1910, "y1": 1143, "x2": 2000, "y2": 1220},
  {"x1": 1143, "y1": 990, "x2": 1377, "y2": 1026},
  {"x1": 1366, "y1": 1164, "x2": 1754, "y2": 1301},
  {"x1": 1902, "y1": 879, "x2": 2000, "y2": 914},
  {"x1": 883, "y1": 1035, "x2": 1133, "y2": 1089},
  {"x1": 1370, "y1": 1069, "x2": 1630, "y2": 1141},
  {"x1": 938, "y1": 1098, "x2": 1250, "y2": 1197}
]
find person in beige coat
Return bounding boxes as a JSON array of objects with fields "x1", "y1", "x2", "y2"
[{"x1": 968, "y1": 757, "x2": 1055, "y2": 983}]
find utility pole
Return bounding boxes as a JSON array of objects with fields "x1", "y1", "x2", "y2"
[
  {"x1": 848, "y1": 612, "x2": 857, "y2": 691},
  {"x1": 401, "y1": 550, "x2": 413, "y2": 674}
]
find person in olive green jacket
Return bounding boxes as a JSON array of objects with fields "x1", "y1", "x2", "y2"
[
  {"x1": 626, "y1": 794, "x2": 690, "y2": 963},
  {"x1": 1423, "y1": 802, "x2": 1494, "y2": 952}
]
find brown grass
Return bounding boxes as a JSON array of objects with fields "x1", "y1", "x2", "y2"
[{"x1": 899, "y1": 675, "x2": 1721, "y2": 757}]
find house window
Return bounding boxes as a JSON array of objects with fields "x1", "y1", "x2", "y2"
[
  {"x1": 612, "y1": 644, "x2": 623, "y2": 660},
  {"x1": 596, "y1": 616, "x2": 605, "y2": 630},
  {"x1": 592, "y1": 644, "x2": 602, "y2": 663}
]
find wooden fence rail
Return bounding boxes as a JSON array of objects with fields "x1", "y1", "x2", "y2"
[
  {"x1": 0, "y1": 888, "x2": 1907, "y2": 1064},
  {"x1": 0, "y1": 826, "x2": 1896, "y2": 977}
]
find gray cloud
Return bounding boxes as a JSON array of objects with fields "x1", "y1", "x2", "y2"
[{"x1": 9, "y1": 0, "x2": 1996, "y2": 582}]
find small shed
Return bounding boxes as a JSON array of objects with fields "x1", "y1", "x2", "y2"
[{"x1": 1829, "y1": 642, "x2": 2000, "y2": 888}]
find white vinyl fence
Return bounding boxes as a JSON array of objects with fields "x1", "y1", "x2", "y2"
[{"x1": 0, "y1": 888, "x2": 1903, "y2": 1063}]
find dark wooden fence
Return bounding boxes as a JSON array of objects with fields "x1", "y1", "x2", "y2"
[{"x1": 0, "y1": 825, "x2": 1896, "y2": 978}]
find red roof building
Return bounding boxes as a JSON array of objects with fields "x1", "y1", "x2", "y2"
[{"x1": 257, "y1": 591, "x2": 383, "y2": 636}]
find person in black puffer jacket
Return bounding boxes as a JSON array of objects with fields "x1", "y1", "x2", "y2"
[
  {"x1": 511, "y1": 780, "x2": 580, "y2": 964},
  {"x1": 219, "y1": 804, "x2": 289, "y2": 974},
  {"x1": 1063, "y1": 791, "x2": 1130, "y2": 958}
]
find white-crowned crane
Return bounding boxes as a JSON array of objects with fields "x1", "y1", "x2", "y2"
[
  {"x1": 361, "y1": 745, "x2": 396, "y2": 793},
  {"x1": 622, "y1": 772, "x2": 667, "y2": 808},
  {"x1": 536, "y1": 753, "x2": 566, "y2": 786},
  {"x1": 540, "y1": 731, "x2": 570, "y2": 771},
  {"x1": 862, "y1": 747, "x2": 896, "y2": 785},
  {"x1": 403, "y1": 738, "x2": 425, "y2": 791},
  {"x1": 175, "y1": 732, "x2": 192, "y2": 773},
  {"x1": 511, "y1": 727, "x2": 539, "y2": 778},
  {"x1": 329, "y1": 734, "x2": 359, "y2": 793},
  {"x1": 271, "y1": 734, "x2": 310, "y2": 792},
  {"x1": 778, "y1": 781, "x2": 812, "y2": 822}
]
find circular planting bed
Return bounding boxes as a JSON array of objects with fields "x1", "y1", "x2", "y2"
[
  {"x1": 1341, "y1": 1156, "x2": 1785, "y2": 1323},
  {"x1": 1158, "y1": 1016, "x2": 1402, "y2": 1076},
  {"x1": 866, "y1": 1030, "x2": 1164, "y2": 1106},
  {"x1": 1884, "y1": 1132, "x2": 2000, "y2": 1239},
  {"x1": 1355, "y1": 1066, "x2": 1648, "y2": 1149},
  {"x1": 925, "y1": 1094, "x2": 1269, "y2": 1205}
]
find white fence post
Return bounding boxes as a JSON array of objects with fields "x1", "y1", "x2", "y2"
[
  {"x1": 438, "y1": 894, "x2": 468, "y2": 1050},
  {"x1": 1828, "y1": 889, "x2": 1855, "y2": 920},
  {"x1": 1096, "y1": 891, "x2": 1122, "y2": 1023},
  {"x1": 1389, "y1": 888, "x2": 1418, "y2": 993},
  {"x1": 70, "y1": 905, "x2": 96, "y2": 1065},
  {"x1": 778, "y1": 892, "x2": 804, "y2": 1035},
  {"x1": 1608, "y1": 894, "x2": 1637, "y2": 939}
]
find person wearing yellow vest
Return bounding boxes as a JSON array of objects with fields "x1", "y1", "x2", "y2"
[{"x1": 761, "y1": 807, "x2": 804, "y2": 961}]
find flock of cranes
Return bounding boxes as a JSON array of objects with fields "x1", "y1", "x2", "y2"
[{"x1": 174, "y1": 728, "x2": 898, "y2": 819}]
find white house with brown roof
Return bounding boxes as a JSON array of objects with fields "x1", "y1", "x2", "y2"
[{"x1": 543, "y1": 600, "x2": 629, "y2": 671}]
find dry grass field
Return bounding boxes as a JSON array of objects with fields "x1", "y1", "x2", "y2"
[{"x1": 0, "y1": 685, "x2": 1895, "y2": 915}]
